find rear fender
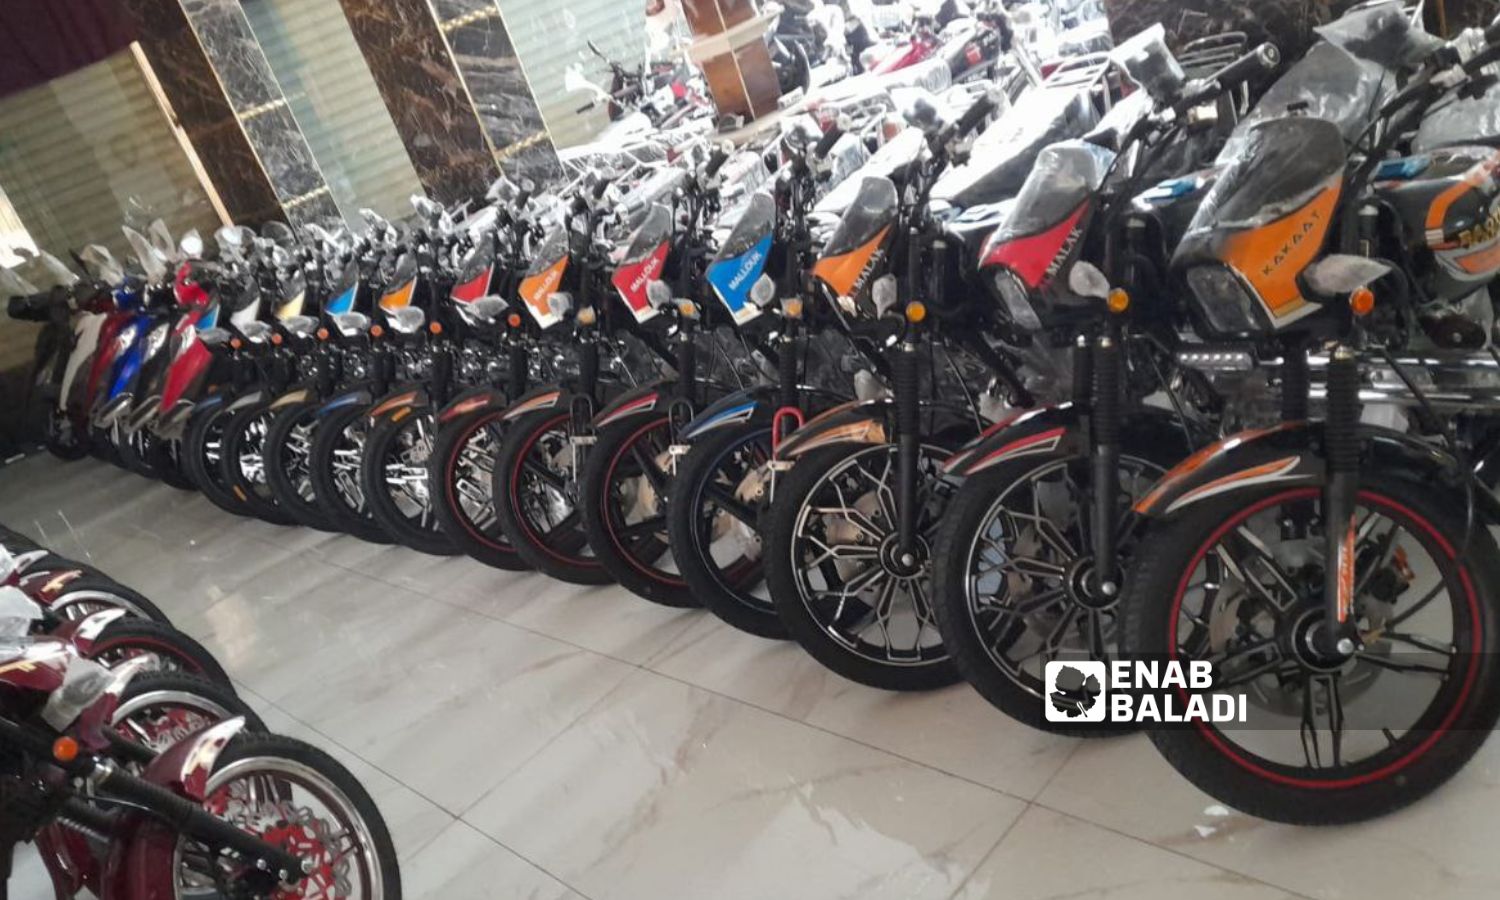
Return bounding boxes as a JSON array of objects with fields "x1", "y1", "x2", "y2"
[
  {"x1": 368, "y1": 384, "x2": 429, "y2": 422},
  {"x1": 943, "y1": 404, "x2": 1200, "y2": 477},
  {"x1": 437, "y1": 385, "x2": 511, "y2": 424}
]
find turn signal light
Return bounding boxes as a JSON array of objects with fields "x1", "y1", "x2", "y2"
[
  {"x1": 229, "y1": 338, "x2": 243, "y2": 350},
  {"x1": 905, "y1": 301, "x2": 927, "y2": 323},
  {"x1": 270, "y1": 333, "x2": 283, "y2": 346},
  {"x1": 1350, "y1": 286, "x2": 1375, "y2": 317},
  {"x1": 1106, "y1": 288, "x2": 1130, "y2": 314},
  {"x1": 429, "y1": 322, "x2": 443, "y2": 335},
  {"x1": 370, "y1": 324, "x2": 385, "y2": 338},
  {"x1": 507, "y1": 313, "x2": 522, "y2": 328},
  {"x1": 316, "y1": 327, "x2": 330, "y2": 341},
  {"x1": 52, "y1": 737, "x2": 79, "y2": 763}
]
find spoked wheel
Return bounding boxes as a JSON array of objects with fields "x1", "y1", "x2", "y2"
[
  {"x1": 494, "y1": 409, "x2": 610, "y2": 585},
  {"x1": 580, "y1": 416, "x2": 698, "y2": 607},
  {"x1": 47, "y1": 576, "x2": 172, "y2": 624},
  {"x1": 266, "y1": 402, "x2": 340, "y2": 532},
  {"x1": 85, "y1": 617, "x2": 234, "y2": 687},
  {"x1": 43, "y1": 401, "x2": 90, "y2": 461},
  {"x1": 932, "y1": 449, "x2": 1166, "y2": 734},
  {"x1": 431, "y1": 408, "x2": 530, "y2": 570},
  {"x1": 667, "y1": 423, "x2": 781, "y2": 635},
  {"x1": 361, "y1": 408, "x2": 457, "y2": 555},
  {"x1": 222, "y1": 404, "x2": 296, "y2": 525},
  {"x1": 309, "y1": 405, "x2": 394, "y2": 544},
  {"x1": 185, "y1": 400, "x2": 251, "y2": 517},
  {"x1": 766, "y1": 443, "x2": 961, "y2": 691},
  {"x1": 1123, "y1": 477, "x2": 1500, "y2": 824},
  {"x1": 182, "y1": 733, "x2": 401, "y2": 899}
]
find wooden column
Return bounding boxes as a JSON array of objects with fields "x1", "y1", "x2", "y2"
[{"x1": 681, "y1": 0, "x2": 780, "y2": 122}]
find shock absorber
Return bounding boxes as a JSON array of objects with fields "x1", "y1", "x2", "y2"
[
  {"x1": 1091, "y1": 329, "x2": 1122, "y2": 596},
  {"x1": 778, "y1": 320, "x2": 800, "y2": 412},
  {"x1": 574, "y1": 336, "x2": 600, "y2": 433},
  {"x1": 1281, "y1": 335, "x2": 1310, "y2": 422},
  {"x1": 507, "y1": 339, "x2": 529, "y2": 399},
  {"x1": 1321, "y1": 344, "x2": 1361, "y2": 653},
  {"x1": 1072, "y1": 334, "x2": 1093, "y2": 412}
]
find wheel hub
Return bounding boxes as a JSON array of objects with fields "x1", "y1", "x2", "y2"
[
  {"x1": 1064, "y1": 557, "x2": 1120, "y2": 611},
  {"x1": 878, "y1": 533, "x2": 927, "y2": 578},
  {"x1": 1286, "y1": 607, "x2": 1356, "y2": 672}
]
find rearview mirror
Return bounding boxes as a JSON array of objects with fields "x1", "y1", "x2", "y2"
[{"x1": 1068, "y1": 261, "x2": 1111, "y2": 300}]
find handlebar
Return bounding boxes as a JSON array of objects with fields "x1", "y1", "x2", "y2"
[
  {"x1": 814, "y1": 123, "x2": 844, "y2": 159},
  {"x1": 1172, "y1": 42, "x2": 1279, "y2": 116},
  {"x1": 704, "y1": 146, "x2": 730, "y2": 179},
  {"x1": 1486, "y1": 13, "x2": 1500, "y2": 45}
]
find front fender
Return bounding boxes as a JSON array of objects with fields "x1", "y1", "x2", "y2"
[
  {"x1": 369, "y1": 384, "x2": 430, "y2": 421},
  {"x1": 106, "y1": 717, "x2": 250, "y2": 899},
  {"x1": 680, "y1": 385, "x2": 778, "y2": 441},
  {"x1": 501, "y1": 384, "x2": 566, "y2": 422},
  {"x1": 437, "y1": 385, "x2": 511, "y2": 424},
  {"x1": 53, "y1": 608, "x2": 128, "y2": 653},
  {"x1": 1133, "y1": 422, "x2": 1500, "y2": 522},
  {"x1": 592, "y1": 380, "x2": 672, "y2": 429},
  {"x1": 268, "y1": 384, "x2": 315, "y2": 411},
  {"x1": 942, "y1": 404, "x2": 1200, "y2": 477},
  {"x1": 315, "y1": 383, "x2": 377, "y2": 418},
  {"x1": 774, "y1": 398, "x2": 890, "y2": 461}
]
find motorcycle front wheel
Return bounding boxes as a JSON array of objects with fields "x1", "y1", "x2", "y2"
[
  {"x1": 264, "y1": 401, "x2": 340, "y2": 532},
  {"x1": 184, "y1": 400, "x2": 250, "y2": 517},
  {"x1": 1122, "y1": 475, "x2": 1500, "y2": 824},
  {"x1": 666, "y1": 423, "x2": 781, "y2": 636},
  {"x1": 579, "y1": 415, "x2": 698, "y2": 608},
  {"x1": 360, "y1": 407, "x2": 457, "y2": 555},
  {"x1": 221, "y1": 403, "x2": 296, "y2": 525},
  {"x1": 308, "y1": 404, "x2": 394, "y2": 544},
  {"x1": 765, "y1": 443, "x2": 961, "y2": 691},
  {"x1": 492, "y1": 409, "x2": 611, "y2": 585},
  {"x1": 430, "y1": 408, "x2": 530, "y2": 571}
]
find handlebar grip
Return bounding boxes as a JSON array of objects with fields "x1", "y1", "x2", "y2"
[
  {"x1": 591, "y1": 177, "x2": 609, "y2": 200},
  {"x1": 1173, "y1": 43, "x2": 1279, "y2": 116},
  {"x1": 704, "y1": 146, "x2": 730, "y2": 179},
  {"x1": 1464, "y1": 40, "x2": 1500, "y2": 74},
  {"x1": 954, "y1": 93, "x2": 996, "y2": 138},
  {"x1": 814, "y1": 124, "x2": 843, "y2": 159},
  {"x1": 1486, "y1": 13, "x2": 1500, "y2": 45}
]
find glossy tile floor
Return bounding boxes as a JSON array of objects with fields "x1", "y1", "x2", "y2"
[{"x1": 4, "y1": 452, "x2": 1499, "y2": 899}]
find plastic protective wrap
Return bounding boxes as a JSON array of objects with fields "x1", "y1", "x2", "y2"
[
  {"x1": 1109, "y1": 24, "x2": 1184, "y2": 102},
  {"x1": 815, "y1": 128, "x2": 926, "y2": 216},
  {"x1": 0, "y1": 586, "x2": 42, "y2": 638},
  {"x1": 1415, "y1": 79, "x2": 1500, "y2": 151},
  {"x1": 1188, "y1": 116, "x2": 1344, "y2": 240},
  {"x1": 40, "y1": 654, "x2": 111, "y2": 732},
  {"x1": 994, "y1": 139, "x2": 1115, "y2": 241},
  {"x1": 931, "y1": 84, "x2": 1098, "y2": 208},
  {"x1": 0, "y1": 267, "x2": 38, "y2": 298},
  {"x1": 1314, "y1": 0, "x2": 1441, "y2": 70},
  {"x1": 1232, "y1": 42, "x2": 1388, "y2": 147}
]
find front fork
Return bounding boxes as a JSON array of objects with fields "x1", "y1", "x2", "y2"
[
  {"x1": 1321, "y1": 344, "x2": 1362, "y2": 654},
  {"x1": 568, "y1": 338, "x2": 601, "y2": 484},
  {"x1": 894, "y1": 336, "x2": 921, "y2": 558},
  {"x1": 1090, "y1": 323, "x2": 1122, "y2": 598}
]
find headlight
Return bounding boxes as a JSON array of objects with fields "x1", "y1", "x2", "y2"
[
  {"x1": 993, "y1": 269, "x2": 1042, "y2": 332},
  {"x1": 173, "y1": 324, "x2": 197, "y2": 360},
  {"x1": 1185, "y1": 265, "x2": 1263, "y2": 336},
  {"x1": 142, "y1": 322, "x2": 169, "y2": 360},
  {"x1": 115, "y1": 323, "x2": 140, "y2": 354}
]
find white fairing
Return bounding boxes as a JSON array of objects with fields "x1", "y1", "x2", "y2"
[{"x1": 60, "y1": 312, "x2": 107, "y2": 409}]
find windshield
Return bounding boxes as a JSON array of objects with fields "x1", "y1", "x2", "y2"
[
  {"x1": 452, "y1": 240, "x2": 496, "y2": 303},
  {"x1": 1315, "y1": 0, "x2": 1441, "y2": 70},
  {"x1": 81, "y1": 245, "x2": 125, "y2": 285},
  {"x1": 1415, "y1": 79, "x2": 1500, "y2": 151},
  {"x1": 525, "y1": 228, "x2": 570, "y2": 277},
  {"x1": 123, "y1": 226, "x2": 169, "y2": 283},
  {"x1": 993, "y1": 139, "x2": 1114, "y2": 241},
  {"x1": 821, "y1": 176, "x2": 899, "y2": 259},
  {"x1": 816, "y1": 128, "x2": 926, "y2": 216},
  {"x1": 1233, "y1": 42, "x2": 1388, "y2": 147}
]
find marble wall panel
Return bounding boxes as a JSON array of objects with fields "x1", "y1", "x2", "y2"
[
  {"x1": 119, "y1": 0, "x2": 283, "y2": 225},
  {"x1": 434, "y1": 0, "x2": 562, "y2": 185},
  {"x1": 337, "y1": 0, "x2": 501, "y2": 204}
]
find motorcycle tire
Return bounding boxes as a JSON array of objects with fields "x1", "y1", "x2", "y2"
[
  {"x1": 765, "y1": 442, "x2": 961, "y2": 691},
  {"x1": 930, "y1": 446, "x2": 1168, "y2": 736},
  {"x1": 116, "y1": 425, "x2": 160, "y2": 480},
  {"x1": 493, "y1": 408, "x2": 610, "y2": 585},
  {"x1": 43, "y1": 404, "x2": 90, "y2": 461},
  {"x1": 430, "y1": 407, "x2": 531, "y2": 571},
  {"x1": 579, "y1": 415, "x2": 698, "y2": 608},
  {"x1": 665, "y1": 422, "x2": 780, "y2": 633},
  {"x1": 47, "y1": 575, "x2": 171, "y2": 624},
  {"x1": 1122, "y1": 474, "x2": 1500, "y2": 825},
  {"x1": 184, "y1": 400, "x2": 252, "y2": 517},
  {"x1": 360, "y1": 407, "x2": 458, "y2": 556},
  {"x1": 308, "y1": 404, "x2": 394, "y2": 544},
  {"x1": 86, "y1": 617, "x2": 233, "y2": 687},
  {"x1": 146, "y1": 434, "x2": 196, "y2": 491},
  {"x1": 112, "y1": 671, "x2": 266, "y2": 755},
  {"x1": 203, "y1": 732, "x2": 402, "y2": 899},
  {"x1": 220, "y1": 402, "x2": 296, "y2": 526},
  {"x1": 264, "y1": 401, "x2": 340, "y2": 532}
]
